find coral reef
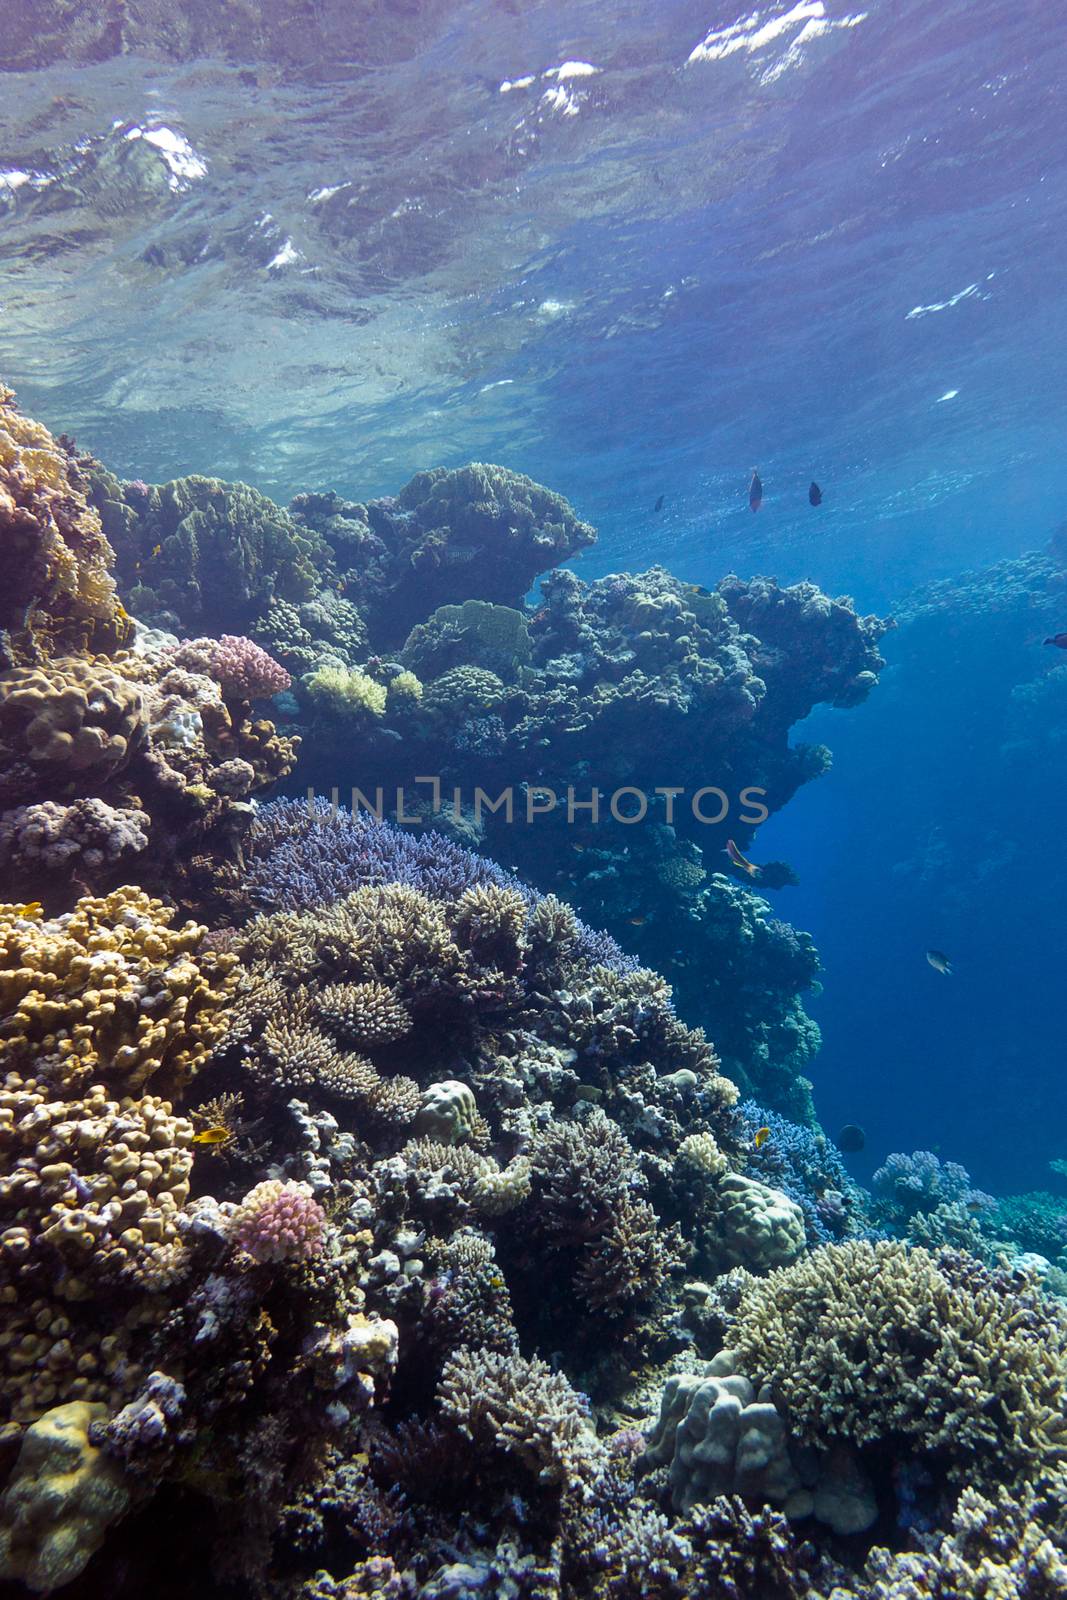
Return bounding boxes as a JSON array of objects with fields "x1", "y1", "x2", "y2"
[
  {"x1": 88, "y1": 469, "x2": 331, "y2": 637},
  {"x1": 0, "y1": 888, "x2": 237, "y2": 1098},
  {"x1": 9, "y1": 385, "x2": 1061, "y2": 1600}
]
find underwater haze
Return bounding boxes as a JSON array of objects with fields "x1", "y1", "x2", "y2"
[{"x1": 3, "y1": 0, "x2": 1067, "y2": 1595}]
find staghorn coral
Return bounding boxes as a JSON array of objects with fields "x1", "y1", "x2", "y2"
[
  {"x1": 0, "y1": 888, "x2": 237, "y2": 1098},
  {"x1": 318, "y1": 981, "x2": 412, "y2": 1047},
  {"x1": 839, "y1": 1477, "x2": 1067, "y2": 1598},
  {"x1": 423, "y1": 1229, "x2": 517, "y2": 1356},
  {"x1": 526, "y1": 1109, "x2": 683, "y2": 1314},
  {"x1": 727, "y1": 1240, "x2": 1067, "y2": 1490},
  {"x1": 0, "y1": 385, "x2": 130, "y2": 666},
  {"x1": 438, "y1": 1347, "x2": 606, "y2": 1490}
]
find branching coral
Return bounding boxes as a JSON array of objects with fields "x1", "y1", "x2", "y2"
[
  {"x1": 438, "y1": 1347, "x2": 606, "y2": 1489},
  {"x1": 727, "y1": 1240, "x2": 1067, "y2": 1489},
  {"x1": 231, "y1": 1180, "x2": 326, "y2": 1265}
]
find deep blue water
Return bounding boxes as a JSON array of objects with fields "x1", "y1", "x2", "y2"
[{"x1": 3, "y1": 0, "x2": 1067, "y2": 1195}]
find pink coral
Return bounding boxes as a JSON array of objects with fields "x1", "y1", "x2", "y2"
[
  {"x1": 230, "y1": 1180, "x2": 325, "y2": 1265},
  {"x1": 209, "y1": 636, "x2": 290, "y2": 699}
]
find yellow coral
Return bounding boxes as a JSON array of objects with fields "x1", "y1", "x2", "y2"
[
  {"x1": 307, "y1": 664, "x2": 387, "y2": 717},
  {"x1": 0, "y1": 1400, "x2": 130, "y2": 1591},
  {"x1": 388, "y1": 669, "x2": 423, "y2": 703},
  {"x1": 0, "y1": 887, "x2": 238, "y2": 1098}
]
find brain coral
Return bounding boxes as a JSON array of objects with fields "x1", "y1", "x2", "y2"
[
  {"x1": 0, "y1": 385, "x2": 130, "y2": 665},
  {"x1": 728, "y1": 1239, "x2": 1067, "y2": 1490},
  {"x1": 0, "y1": 888, "x2": 238, "y2": 1099}
]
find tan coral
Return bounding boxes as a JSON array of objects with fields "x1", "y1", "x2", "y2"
[
  {"x1": 317, "y1": 980, "x2": 412, "y2": 1046},
  {"x1": 0, "y1": 386, "x2": 131, "y2": 665},
  {"x1": 0, "y1": 659, "x2": 146, "y2": 800},
  {"x1": 0, "y1": 1075, "x2": 194, "y2": 1428},
  {"x1": 729, "y1": 1240, "x2": 1067, "y2": 1490}
]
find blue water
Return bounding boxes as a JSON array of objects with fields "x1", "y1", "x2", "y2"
[{"x1": 4, "y1": 0, "x2": 1067, "y2": 1193}]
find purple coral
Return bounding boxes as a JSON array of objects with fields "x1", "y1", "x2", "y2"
[
  {"x1": 0, "y1": 799, "x2": 149, "y2": 873},
  {"x1": 231, "y1": 1179, "x2": 325, "y2": 1264},
  {"x1": 872, "y1": 1149, "x2": 993, "y2": 1224},
  {"x1": 210, "y1": 635, "x2": 291, "y2": 699},
  {"x1": 243, "y1": 798, "x2": 638, "y2": 976},
  {"x1": 740, "y1": 1101, "x2": 867, "y2": 1243}
]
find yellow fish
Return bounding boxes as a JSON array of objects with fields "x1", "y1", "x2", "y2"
[
  {"x1": 12, "y1": 901, "x2": 43, "y2": 919},
  {"x1": 150, "y1": 543, "x2": 162, "y2": 559},
  {"x1": 753, "y1": 1126, "x2": 771, "y2": 1150},
  {"x1": 192, "y1": 1126, "x2": 232, "y2": 1147}
]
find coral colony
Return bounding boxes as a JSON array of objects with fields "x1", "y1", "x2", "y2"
[{"x1": 2, "y1": 379, "x2": 1067, "y2": 1598}]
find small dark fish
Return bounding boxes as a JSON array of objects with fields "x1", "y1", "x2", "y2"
[
  {"x1": 749, "y1": 469, "x2": 763, "y2": 513},
  {"x1": 685, "y1": 583, "x2": 711, "y2": 597},
  {"x1": 653, "y1": 494, "x2": 665, "y2": 513},
  {"x1": 836, "y1": 1124, "x2": 865, "y2": 1154},
  {"x1": 627, "y1": 915, "x2": 647, "y2": 926},
  {"x1": 926, "y1": 949, "x2": 953, "y2": 976},
  {"x1": 1044, "y1": 633, "x2": 1067, "y2": 649},
  {"x1": 809, "y1": 481, "x2": 822, "y2": 506}
]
